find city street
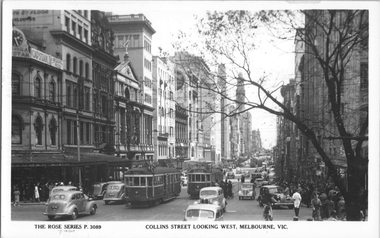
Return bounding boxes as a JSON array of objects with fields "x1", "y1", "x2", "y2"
[{"x1": 11, "y1": 181, "x2": 313, "y2": 222}]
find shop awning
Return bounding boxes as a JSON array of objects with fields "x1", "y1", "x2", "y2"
[{"x1": 12, "y1": 152, "x2": 131, "y2": 167}]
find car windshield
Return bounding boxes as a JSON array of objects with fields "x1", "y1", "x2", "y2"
[
  {"x1": 242, "y1": 184, "x2": 252, "y2": 189},
  {"x1": 200, "y1": 190, "x2": 217, "y2": 196},
  {"x1": 187, "y1": 209, "x2": 214, "y2": 219},
  {"x1": 51, "y1": 194, "x2": 66, "y2": 200}
]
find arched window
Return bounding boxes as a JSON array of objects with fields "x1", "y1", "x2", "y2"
[
  {"x1": 73, "y1": 57, "x2": 77, "y2": 74},
  {"x1": 35, "y1": 116, "x2": 43, "y2": 145},
  {"x1": 125, "y1": 87, "x2": 130, "y2": 100},
  {"x1": 67, "y1": 84, "x2": 71, "y2": 107},
  {"x1": 35, "y1": 77, "x2": 41, "y2": 98},
  {"x1": 73, "y1": 87, "x2": 78, "y2": 109},
  {"x1": 12, "y1": 115, "x2": 22, "y2": 144},
  {"x1": 85, "y1": 62, "x2": 89, "y2": 79},
  {"x1": 49, "y1": 117, "x2": 57, "y2": 145},
  {"x1": 49, "y1": 81, "x2": 55, "y2": 102},
  {"x1": 79, "y1": 60, "x2": 83, "y2": 77},
  {"x1": 85, "y1": 89, "x2": 90, "y2": 111},
  {"x1": 12, "y1": 73, "x2": 21, "y2": 95},
  {"x1": 66, "y1": 54, "x2": 71, "y2": 71}
]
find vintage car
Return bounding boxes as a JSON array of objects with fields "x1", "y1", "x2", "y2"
[
  {"x1": 103, "y1": 181, "x2": 126, "y2": 205},
  {"x1": 181, "y1": 176, "x2": 188, "y2": 186},
  {"x1": 184, "y1": 204, "x2": 224, "y2": 221},
  {"x1": 254, "y1": 178, "x2": 270, "y2": 187},
  {"x1": 226, "y1": 170, "x2": 235, "y2": 179},
  {"x1": 238, "y1": 183, "x2": 256, "y2": 200},
  {"x1": 88, "y1": 182, "x2": 108, "y2": 200},
  {"x1": 194, "y1": 187, "x2": 227, "y2": 212},
  {"x1": 257, "y1": 185, "x2": 293, "y2": 209},
  {"x1": 43, "y1": 191, "x2": 97, "y2": 220}
]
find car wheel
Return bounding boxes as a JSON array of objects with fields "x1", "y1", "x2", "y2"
[
  {"x1": 48, "y1": 215, "x2": 55, "y2": 220},
  {"x1": 71, "y1": 209, "x2": 78, "y2": 220},
  {"x1": 104, "y1": 200, "x2": 109, "y2": 205},
  {"x1": 90, "y1": 205, "x2": 97, "y2": 215}
]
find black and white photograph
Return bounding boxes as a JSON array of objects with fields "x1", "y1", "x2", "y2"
[{"x1": 2, "y1": 1, "x2": 379, "y2": 238}]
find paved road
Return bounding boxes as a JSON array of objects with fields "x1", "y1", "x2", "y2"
[{"x1": 11, "y1": 181, "x2": 313, "y2": 222}]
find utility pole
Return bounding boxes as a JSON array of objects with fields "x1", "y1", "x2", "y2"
[{"x1": 77, "y1": 112, "x2": 81, "y2": 188}]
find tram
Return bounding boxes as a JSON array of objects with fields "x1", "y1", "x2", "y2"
[
  {"x1": 124, "y1": 167, "x2": 181, "y2": 206},
  {"x1": 187, "y1": 163, "x2": 223, "y2": 197}
]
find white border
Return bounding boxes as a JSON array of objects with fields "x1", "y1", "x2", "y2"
[{"x1": 2, "y1": 1, "x2": 379, "y2": 238}]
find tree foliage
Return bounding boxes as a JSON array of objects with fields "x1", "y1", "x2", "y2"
[{"x1": 172, "y1": 10, "x2": 368, "y2": 221}]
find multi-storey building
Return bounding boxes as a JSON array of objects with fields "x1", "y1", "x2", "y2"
[
  {"x1": 175, "y1": 104, "x2": 188, "y2": 168},
  {"x1": 107, "y1": 13, "x2": 155, "y2": 163},
  {"x1": 11, "y1": 10, "x2": 128, "y2": 189},
  {"x1": 152, "y1": 56, "x2": 176, "y2": 166}
]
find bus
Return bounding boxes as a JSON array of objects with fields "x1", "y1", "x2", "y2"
[
  {"x1": 124, "y1": 167, "x2": 181, "y2": 207},
  {"x1": 184, "y1": 161, "x2": 223, "y2": 197}
]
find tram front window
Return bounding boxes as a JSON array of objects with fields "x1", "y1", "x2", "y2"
[
  {"x1": 196, "y1": 174, "x2": 201, "y2": 181},
  {"x1": 148, "y1": 177, "x2": 152, "y2": 186},
  {"x1": 141, "y1": 177, "x2": 146, "y2": 186}
]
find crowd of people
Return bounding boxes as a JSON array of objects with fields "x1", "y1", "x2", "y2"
[
  {"x1": 11, "y1": 181, "x2": 82, "y2": 205},
  {"x1": 278, "y1": 179, "x2": 368, "y2": 221},
  {"x1": 215, "y1": 179, "x2": 234, "y2": 199}
]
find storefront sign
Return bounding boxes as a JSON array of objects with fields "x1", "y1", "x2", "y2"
[{"x1": 12, "y1": 47, "x2": 63, "y2": 70}]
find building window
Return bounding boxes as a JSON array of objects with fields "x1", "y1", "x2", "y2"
[
  {"x1": 118, "y1": 35, "x2": 124, "y2": 47},
  {"x1": 49, "y1": 81, "x2": 55, "y2": 102},
  {"x1": 35, "y1": 77, "x2": 42, "y2": 98},
  {"x1": 84, "y1": 10, "x2": 88, "y2": 18},
  {"x1": 85, "y1": 88, "x2": 90, "y2": 111},
  {"x1": 85, "y1": 62, "x2": 89, "y2": 78},
  {"x1": 133, "y1": 35, "x2": 139, "y2": 47},
  {"x1": 86, "y1": 122, "x2": 90, "y2": 144},
  {"x1": 12, "y1": 115, "x2": 22, "y2": 144},
  {"x1": 66, "y1": 54, "x2": 71, "y2": 72},
  {"x1": 72, "y1": 21, "x2": 76, "y2": 35},
  {"x1": 73, "y1": 57, "x2": 77, "y2": 75},
  {"x1": 80, "y1": 121, "x2": 84, "y2": 143},
  {"x1": 67, "y1": 120, "x2": 72, "y2": 144},
  {"x1": 65, "y1": 16, "x2": 70, "y2": 31},
  {"x1": 73, "y1": 87, "x2": 78, "y2": 109},
  {"x1": 84, "y1": 28, "x2": 88, "y2": 43},
  {"x1": 49, "y1": 117, "x2": 57, "y2": 145},
  {"x1": 67, "y1": 84, "x2": 71, "y2": 107},
  {"x1": 35, "y1": 116, "x2": 43, "y2": 145},
  {"x1": 101, "y1": 95, "x2": 107, "y2": 115},
  {"x1": 125, "y1": 87, "x2": 130, "y2": 100},
  {"x1": 12, "y1": 73, "x2": 21, "y2": 95},
  {"x1": 360, "y1": 63, "x2": 368, "y2": 89},
  {"x1": 78, "y1": 25, "x2": 82, "y2": 39},
  {"x1": 79, "y1": 60, "x2": 83, "y2": 77}
]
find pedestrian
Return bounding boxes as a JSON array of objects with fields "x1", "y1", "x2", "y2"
[
  {"x1": 325, "y1": 196, "x2": 335, "y2": 219},
  {"x1": 13, "y1": 186, "x2": 20, "y2": 206},
  {"x1": 291, "y1": 188, "x2": 302, "y2": 219},
  {"x1": 311, "y1": 193, "x2": 322, "y2": 221},
  {"x1": 241, "y1": 175, "x2": 245, "y2": 183},
  {"x1": 48, "y1": 182, "x2": 54, "y2": 197},
  {"x1": 319, "y1": 192, "x2": 327, "y2": 219},
  {"x1": 337, "y1": 196, "x2": 346, "y2": 220},
  {"x1": 34, "y1": 183, "x2": 40, "y2": 202},
  {"x1": 227, "y1": 180, "x2": 233, "y2": 199},
  {"x1": 263, "y1": 201, "x2": 273, "y2": 221}
]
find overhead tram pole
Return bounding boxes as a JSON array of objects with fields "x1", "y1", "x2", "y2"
[{"x1": 77, "y1": 111, "x2": 82, "y2": 189}]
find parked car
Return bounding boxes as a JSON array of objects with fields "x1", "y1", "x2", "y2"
[
  {"x1": 238, "y1": 183, "x2": 256, "y2": 200},
  {"x1": 43, "y1": 191, "x2": 97, "y2": 220},
  {"x1": 88, "y1": 182, "x2": 108, "y2": 200},
  {"x1": 226, "y1": 170, "x2": 235, "y2": 179},
  {"x1": 103, "y1": 181, "x2": 125, "y2": 205},
  {"x1": 257, "y1": 185, "x2": 293, "y2": 209},
  {"x1": 184, "y1": 204, "x2": 224, "y2": 221},
  {"x1": 181, "y1": 176, "x2": 188, "y2": 186},
  {"x1": 195, "y1": 186, "x2": 227, "y2": 213}
]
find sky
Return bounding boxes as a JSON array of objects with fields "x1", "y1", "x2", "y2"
[{"x1": 110, "y1": 3, "x2": 295, "y2": 149}]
